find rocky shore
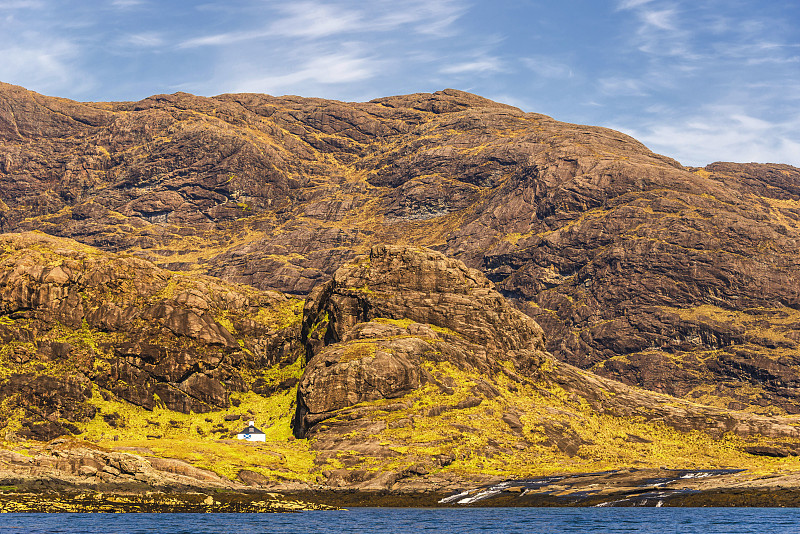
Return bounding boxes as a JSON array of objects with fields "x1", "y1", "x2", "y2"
[
  {"x1": 4, "y1": 468, "x2": 800, "y2": 511},
  {"x1": 3, "y1": 439, "x2": 800, "y2": 510},
  {"x1": 0, "y1": 490, "x2": 335, "y2": 513}
]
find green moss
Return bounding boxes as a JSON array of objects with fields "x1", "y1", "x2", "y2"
[
  {"x1": 153, "y1": 278, "x2": 180, "y2": 301},
  {"x1": 216, "y1": 316, "x2": 236, "y2": 335},
  {"x1": 241, "y1": 356, "x2": 304, "y2": 393},
  {"x1": 297, "y1": 357, "x2": 800, "y2": 480},
  {"x1": 344, "y1": 283, "x2": 374, "y2": 295},
  {"x1": 74, "y1": 379, "x2": 317, "y2": 484},
  {"x1": 254, "y1": 299, "x2": 304, "y2": 330},
  {"x1": 307, "y1": 311, "x2": 329, "y2": 337},
  {"x1": 339, "y1": 341, "x2": 377, "y2": 363}
]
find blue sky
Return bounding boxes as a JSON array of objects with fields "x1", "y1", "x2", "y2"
[{"x1": 1, "y1": 0, "x2": 798, "y2": 166}]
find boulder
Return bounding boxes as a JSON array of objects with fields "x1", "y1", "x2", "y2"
[{"x1": 294, "y1": 245, "x2": 550, "y2": 436}]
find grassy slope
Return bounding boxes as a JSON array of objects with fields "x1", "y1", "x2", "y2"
[
  {"x1": 4, "y1": 348, "x2": 800, "y2": 486},
  {"x1": 1, "y1": 237, "x2": 800, "y2": 486},
  {"x1": 308, "y1": 348, "x2": 800, "y2": 481}
]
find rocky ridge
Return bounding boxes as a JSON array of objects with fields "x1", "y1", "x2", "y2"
[
  {"x1": 287, "y1": 246, "x2": 800, "y2": 490},
  {"x1": 294, "y1": 244, "x2": 548, "y2": 437},
  {"x1": 1, "y1": 82, "x2": 799, "y2": 413},
  {"x1": 0, "y1": 438, "x2": 238, "y2": 490}
]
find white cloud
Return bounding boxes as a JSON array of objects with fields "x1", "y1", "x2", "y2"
[
  {"x1": 617, "y1": 107, "x2": 800, "y2": 166},
  {"x1": 617, "y1": 0, "x2": 656, "y2": 9},
  {"x1": 111, "y1": 0, "x2": 144, "y2": 7},
  {"x1": 268, "y1": 1, "x2": 362, "y2": 38},
  {"x1": 598, "y1": 77, "x2": 648, "y2": 96},
  {"x1": 397, "y1": 0, "x2": 467, "y2": 36},
  {"x1": 180, "y1": 0, "x2": 467, "y2": 48},
  {"x1": 641, "y1": 8, "x2": 677, "y2": 30},
  {"x1": 521, "y1": 56, "x2": 572, "y2": 79},
  {"x1": 173, "y1": 0, "x2": 472, "y2": 98},
  {"x1": 120, "y1": 31, "x2": 164, "y2": 47},
  {"x1": 0, "y1": 0, "x2": 44, "y2": 9},
  {"x1": 441, "y1": 57, "x2": 504, "y2": 75},
  {"x1": 228, "y1": 52, "x2": 378, "y2": 94},
  {"x1": 0, "y1": 40, "x2": 92, "y2": 94},
  {"x1": 745, "y1": 55, "x2": 800, "y2": 66},
  {"x1": 180, "y1": 1, "x2": 366, "y2": 47},
  {"x1": 179, "y1": 29, "x2": 264, "y2": 48}
]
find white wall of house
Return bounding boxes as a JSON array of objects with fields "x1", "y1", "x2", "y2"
[{"x1": 237, "y1": 432, "x2": 266, "y2": 442}]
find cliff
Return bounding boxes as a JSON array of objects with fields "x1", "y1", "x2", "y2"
[{"x1": 2, "y1": 83, "x2": 799, "y2": 414}]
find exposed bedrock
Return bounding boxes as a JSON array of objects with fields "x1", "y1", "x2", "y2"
[
  {"x1": 0, "y1": 232, "x2": 303, "y2": 439},
  {"x1": 293, "y1": 245, "x2": 800, "y2": 446},
  {"x1": 3, "y1": 82, "x2": 800, "y2": 412},
  {"x1": 293, "y1": 245, "x2": 549, "y2": 437}
]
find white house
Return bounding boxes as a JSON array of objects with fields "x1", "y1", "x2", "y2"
[{"x1": 236, "y1": 421, "x2": 266, "y2": 442}]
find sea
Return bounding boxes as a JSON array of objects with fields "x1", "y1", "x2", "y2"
[{"x1": 1, "y1": 508, "x2": 800, "y2": 534}]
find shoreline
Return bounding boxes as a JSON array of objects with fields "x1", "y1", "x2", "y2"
[
  {"x1": 4, "y1": 464, "x2": 800, "y2": 511},
  {"x1": 4, "y1": 485, "x2": 800, "y2": 512}
]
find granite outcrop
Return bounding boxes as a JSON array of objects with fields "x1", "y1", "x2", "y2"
[{"x1": 2, "y1": 81, "x2": 800, "y2": 424}]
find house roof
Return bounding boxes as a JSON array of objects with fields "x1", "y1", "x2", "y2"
[{"x1": 237, "y1": 423, "x2": 265, "y2": 435}]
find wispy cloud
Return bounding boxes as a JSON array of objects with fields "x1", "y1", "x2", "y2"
[
  {"x1": 120, "y1": 31, "x2": 164, "y2": 48},
  {"x1": 268, "y1": 1, "x2": 362, "y2": 38},
  {"x1": 0, "y1": 39, "x2": 92, "y2": 93},
  {"x1": 521, "y1": 56, "x2": 573, "y2": 79},
  {"x1": 617, "y1": 106, "x2": 800, "y2": 166},
  {"x1": 617, "y1": 0, "x2": 656, "y2": 9},
  {"x1": 0, "y1": 0, "x2": 44, "y2": 9},
  {"x1": 227, "y1": 51, "x2": 379, "y2": 94},
  {"x1": 440, "y1": 56, "x2": 504, "y2": 75},
  {"x1": 640, "y1": 8, "x2": 677, "y2": 30},
  {"x1": 179, "y1": 29, "x2": 264, "y2": 48},
  {"x1": 174, "y1": 0, "x2": 475, "y2": 99},
  {"x1": 586, "y1": 0, "x2": 800, "y2": 166},
  {"x1": 111, "y1": 0, "x2": 145, "y2": 7},
  {"x1": 180, "y1": 0, "x2": 467, "y2": 48},
  {"x1": 180, "y1": 2, "x2": 363, "y2": 47},
  {"x1": 598, "y1": 77, "x2": 649, "y2": 97}
]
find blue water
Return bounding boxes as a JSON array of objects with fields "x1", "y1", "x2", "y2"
[{"x1": 1, "y1": 508, "x2": 799, "y2": 533}]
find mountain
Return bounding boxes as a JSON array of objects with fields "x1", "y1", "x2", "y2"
[
  {"x1": 0, "y1": 233, "x2": 798, "y2": 496},
  {"x1": 3, "y1": 81, "x2": 799, "y2": 414},
  {"x1": 1, "y1": 82, "x2": 800, "y2": 495}
]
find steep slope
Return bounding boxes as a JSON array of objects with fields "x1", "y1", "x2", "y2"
[
  {"x1": 0, "y1": 232, "x2": 304, "y2": 442},
  {"x1": 1, "y1": 238, "x2": 799, "y2": 494},
  {"x1": 289, "y1": 246, "x2": 800, "y2": 489},
  {"x1": 2, "y1": 82, "x2": 800, "y2": 415}
]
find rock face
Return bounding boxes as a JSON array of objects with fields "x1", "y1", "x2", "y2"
[
  {"x1": 0, "y1": 232, "x2": 303, "y2": 439},
  {"x1": 294, "y1": 245, "x2": 548, "y2": 436},
  {"x1": 2, "y1": 81, "x2": 800, "y2": 413},
  {"x1": 290, "y1": 245, "x2": 800, "y2": 489},
  {"x1": 0, "y1": 438, "x2": 241, "y2": 490},
  {"x1": 1, "y1": 237, "x2": 799, "y2": 490},
  {"x1": 294, "y1": 245, "x2": 800, "y2": 441}
]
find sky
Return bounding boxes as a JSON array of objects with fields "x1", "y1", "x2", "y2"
[{"x1": 1, "y1": 0, "x2": 798, "y2": 167}]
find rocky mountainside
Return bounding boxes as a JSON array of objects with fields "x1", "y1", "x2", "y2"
[
  {"x1": 1, "y1": 237, "x2": 799, "y2": 493},
  {"x1": 0, "y1": 232, "x2": 303, "y2": 442},
  {"x1": 290, "y1": 246, "x2": 800, "y2": 489},
  {"x1": 1, "y1": 81, "x2": 800, "y2": 419}
]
